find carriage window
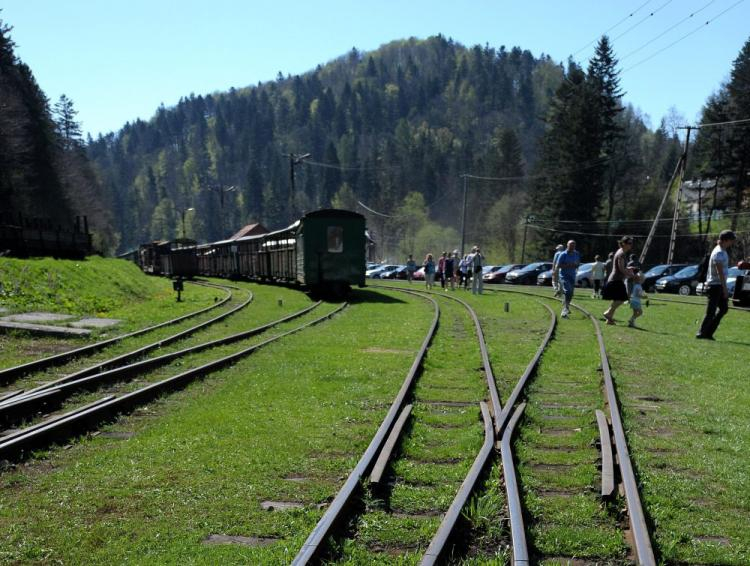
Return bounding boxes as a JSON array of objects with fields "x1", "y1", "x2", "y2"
[{"x1": 327, "y1": 226, "x2": 344, "y2": 253}]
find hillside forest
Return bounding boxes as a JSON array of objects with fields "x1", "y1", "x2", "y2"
[{"x1": 2, "y1": 18, "x2": 749, "y2": 262}]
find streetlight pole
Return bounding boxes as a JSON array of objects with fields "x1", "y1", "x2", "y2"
[
  {"x1": 181, "y1": 207, "x2": 194, "y2": 239},
  {"x1": 289, "y1": 152, "x2": 311, "y2": 217},
  {"x1": 206, "y1": 184, "x2": 236, "y2": 239},
  {"x1": 520, "y1": 214, "x2": 535, "y2": 264},
  {"x1": 459, "y1": 174, "x2": 468, "y2": 258}
]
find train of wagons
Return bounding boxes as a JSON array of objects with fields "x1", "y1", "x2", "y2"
[{"x1": 135, "y1": 209, "x2": 367, "y2": 296}]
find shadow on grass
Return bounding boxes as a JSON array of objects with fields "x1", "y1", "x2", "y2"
[{"x1": 349, "y1": 289, "x2": 407, "y2": 304}]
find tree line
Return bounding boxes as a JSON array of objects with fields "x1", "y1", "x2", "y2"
[{"x1": 0, "y1": 17, "x2": 112, "y2": 251}]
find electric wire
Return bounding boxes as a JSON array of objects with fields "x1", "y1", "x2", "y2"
[
  {"x1": 622, "y1": 0, "x2": 747, "y2": 73},
  {"x1": 612, "y1": 0, "x2": 674, "y2": 42},
  {"x1": 695, "y1": 116, "x2": 750, "y2": 129},
  {"x1": 619, "y1": 0, "x2": 717, "y2": 61},
  {"x1": 527, "y1": 223, "x2": 749, "y2": 239},
  {"x1": 572, "y1": 0, "x2": 654, "y2": 56}
]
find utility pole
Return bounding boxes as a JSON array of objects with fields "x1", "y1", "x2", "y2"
[
  {"x1": 459, "y1": 174, "x2": 468, "y2": 258},
  {"x1": 667, "y1": 126, "x2": 692, "y2": 265},
  {"x1": 289, "y1": 152, "x2": 311, "y2": 218},
  {"x1": 520, "y1": 214, "x2": 534, "y2": 263}
]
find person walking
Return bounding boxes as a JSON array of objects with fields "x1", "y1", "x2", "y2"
[
  {"x1": 628, "y1": 269, "x2": 646, "y2": 328},
  {"x1": 437, "y1": 252, "x2": 447, "y2": 289},
  {"x1": 471, "y1": 246, "x2": 484, "y2": 295},
  {"x1": 696, "y1": 230, "x2": 736, "y2": 340},
  {"x1": 406, "y1": 255, "x2": 417, "y2": 283},
  {"x1": 602, "y1": 236, "x2": 636, "y2": 325},
  {"x1": 445, "y1": 252, "x2": 456, "y2": 291},
  {"x1": 591, "y1": 254, "x2": 605, "y2": 298},
  {"x1": 551, "y1": 244, "x2": 564, "y2": 297},
  {"x1": 554, "y1": 240, "x2": 581, "y2": 318},
  {"x1": 459, "y1": 254, "x2": 470, "y2": 289},
  {"x1": 424, "y1": 253, "x2": 436, "y2": 290}
]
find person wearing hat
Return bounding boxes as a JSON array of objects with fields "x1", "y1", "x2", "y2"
[
  {"x1": 696, "y1": 229, "x2": 736, "y2": 340},
  {"x1": 552, "y1": 244, "x2": 564, "y2": 297},
  {"x1": 602, "y1": 236, "x2": 637, "y2": 324}
]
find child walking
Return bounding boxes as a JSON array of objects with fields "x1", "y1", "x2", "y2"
[{"x1": 628, "y1": 271, "x2": 646, "y2": 328}]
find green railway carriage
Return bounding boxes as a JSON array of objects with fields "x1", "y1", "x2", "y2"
[{"x1": 295, "y1": 209, "x2": 366, "y2": 294}]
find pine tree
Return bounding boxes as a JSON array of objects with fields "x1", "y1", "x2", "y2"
[{"x1": 53, "y1": 94, "x2": 83, "y2": 149}]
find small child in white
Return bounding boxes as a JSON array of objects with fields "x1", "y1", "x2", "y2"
[{"x1": 628, "y1": 271, "x2": 646, "y2": 327}]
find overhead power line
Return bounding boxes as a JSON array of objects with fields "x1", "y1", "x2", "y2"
[
  {"x1": 612, "y1": 0, "x2": 674, "y2": 42},
  {"x1": 527, "y1": 223, "x2": 749, "y2": 239},
  {"x1": 695, "y1": 116, "x2": 750, "y2": 129},
  {"x1": 573, "y1": 0, "x2": 654, "y2": 56},
  {"x1": 619, "y1": 0, "x2": 717, "y2": 61},
  {"x1": 622, "y1": 0, "x2": 746, "y2": 73}
]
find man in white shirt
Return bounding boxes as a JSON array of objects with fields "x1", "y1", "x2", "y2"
[{"x1": 697, "y1": 230, "x2": 736, "y2": 340}]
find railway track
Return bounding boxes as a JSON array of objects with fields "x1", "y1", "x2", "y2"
[
  {"x1": 292, "y1": 285, "x2": 558, "y2": 564},
  {"x1": 0, "y1": 300, "x2": 345, "y2": 463},
  {"x1": 0, "y1": 280, "x2": 237, "y2": 386},
  {"x1": 485, "y1": 285, "x2": 656, "y2": 564}
]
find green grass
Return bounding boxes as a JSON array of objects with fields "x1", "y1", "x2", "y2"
[
  {"x1": 0, "y1": 257, "x2": 223, "y2": 369},
  {"x1": 1, "y1": 278, "x2": 748, "y2": 564},
  {"x1": 0, "y1": 287, "x2": 435, "y2": 564}
]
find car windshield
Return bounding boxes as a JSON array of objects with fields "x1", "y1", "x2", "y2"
[
  {"x1": 578, "y1": 263, "x2": 593, "y2": 272},
  {"x1": 674, "y1": 265, "x2": 699, "y2": 278},
  {"x1": 644, "y1": 265, "x2": 668, "y2": 277},
  {"x1": 499, "y1": 264, "x2": 518, "y2": 273},
  {"x1": 520, "y1": 262, "x2": 544, "y2": 272},
  {"x1": 728, "y1": 266, "x2": 743, "y2": 278}
]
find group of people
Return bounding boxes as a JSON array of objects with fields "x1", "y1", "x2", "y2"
[
  {"x1": 406, "y1": 247, "x2": 486, "y2": 294},
  {"x1": 551, "y1": 236, "x2": 646, "y2": 326},
  {"x1": 553, "y1": 229, "x2": 738, "y2": 338}
]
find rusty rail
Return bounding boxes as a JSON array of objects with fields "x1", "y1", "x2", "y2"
[
  {"x1": 0, "y1": 281, "x2": 234, "y2": 385},
  {"x1": 0, "y1": 303, "x2": 346, "y2": 461},
  {"x1": 292, "y1": 289, "x2": 439, "y2": 565},
  {"x1": 0, "y1": 301, "x2": 322, "y2": 429}
]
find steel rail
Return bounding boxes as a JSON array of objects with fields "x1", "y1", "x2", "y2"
[
  {"x1": 0, "y1": 281, "x2": 234, "y2": 385},
  {"x1": 493, "y1": 302, "x2": 556, "y2": 435},
  {"x1": 420, "y1": 401, "x2": 494, "y2": 566},
  {"x1": 648, "y1": 294, "x2": 750, "y2": 312},
  {"x1": 0, "y1": 301, "x2": 322, "y2": 428},
  {"x1": 418, "y1": 292, "x2": 556, "y2": 563},
  {"x1": 486, "y1": 285, "x2": 656, "y2": 563},
  {"x1": 501, "y1": 402, "x2": 528, "y2": 565},
  {"x1": 0, "y1": 303, "x2": 347, "y2": 461},
  {"x1": 4, "y1": 290, "x2": 254, "y2": 401},
  {"x1": 574, "y1": 302, "x2": 656, "y2": 566},
  {"x1": 292, "y1": 288, "x2": 439, "y2": 566}
]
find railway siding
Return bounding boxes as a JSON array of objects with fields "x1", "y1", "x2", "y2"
[{"x1": 0, "y1": 288, "x2": 434, "y2": 565}]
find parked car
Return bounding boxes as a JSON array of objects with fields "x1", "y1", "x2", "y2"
[
  {"x1": 655, "y1": 264, "x2": 701, "y2": 295},
  {"x1": 696, "y1": 266, "x2": 745, "y2": 296},
  {"x1": 413, "y1": 267, "x2": 425, "y2": 281},
  {"x1": 575, "y1": 263, "x2": 594, "y2": 287},
  {"x1": 505, "y1": 262, "x2": 553, "y2": 285},
  {"x1": 380, "y1": 265, "x2": 408, "y2": 279},
  {"x1": 733, "y1": 262, "x2": 750, "y2": 306},
  {"x1": 641, "y1": 264, "x2": 688, "y2": 292},
  {"x1": 366, "y1": 264, "x2": 399, "y2": 278},
  {"x1": 484, "y1": 263, "x2": 525, "y2": 284},
  {"x1": 537, "y1": 269, "x2": 553, "y2": 286}
]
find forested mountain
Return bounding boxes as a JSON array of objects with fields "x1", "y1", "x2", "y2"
[
  {"x1": 0, "y1": 19, "x2": 112, "y2": 251},
  {"x1": 87, "y1": 36, "x2": 564, "y2": 255}
]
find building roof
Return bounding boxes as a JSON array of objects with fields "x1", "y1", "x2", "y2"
[{"x1": 229, "y1": 223, "x2": 268, "y2": 240}]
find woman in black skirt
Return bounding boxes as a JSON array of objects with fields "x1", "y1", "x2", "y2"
[{"x1": 602, "y1": 236, "x2": 636, "y2": 325}]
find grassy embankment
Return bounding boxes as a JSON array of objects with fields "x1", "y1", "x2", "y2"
[{"x1": 0, "y1": 257, "x2": 224, "y2": 369}]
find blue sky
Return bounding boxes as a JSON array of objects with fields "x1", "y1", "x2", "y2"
[{"x1": 2, "y1": 0, "x2": 748, "y2": 138}]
